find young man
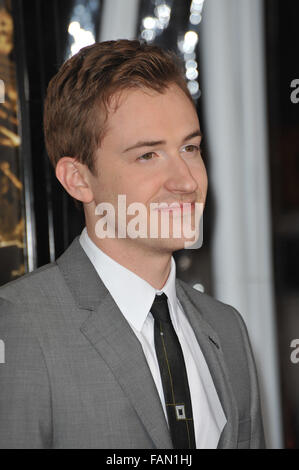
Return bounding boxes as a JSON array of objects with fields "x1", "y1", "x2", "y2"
[{"x1": 0, "y1": 40, "x2": 265, "y2": 449}]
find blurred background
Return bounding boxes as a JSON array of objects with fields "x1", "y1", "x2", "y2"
[{"x1": 0, "y1": 0, "x2": 298, "y2": 449}]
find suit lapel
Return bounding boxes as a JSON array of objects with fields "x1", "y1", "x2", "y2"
[
  {"x1": 57, "y1": 238, "x2": 172, "y2": 449},
  {"x1": 80, "y1": 294, "x2": 173, "y2": 449},
  {"x1": 175, "y1": 279, "x2": 239, "y2": 449}
]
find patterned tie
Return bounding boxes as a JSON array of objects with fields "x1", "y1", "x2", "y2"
[{"x1": 150, "y1": 292, "x2": 196, "y2": 449}]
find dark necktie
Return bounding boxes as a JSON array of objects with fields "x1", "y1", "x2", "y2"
[{"x1": 150, "y1": 292, "x2": 196, "y2": 449}]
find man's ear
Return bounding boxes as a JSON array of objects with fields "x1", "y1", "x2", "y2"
[{"x1": 55, "y1": 157, "x2": 94, "y2": 203}]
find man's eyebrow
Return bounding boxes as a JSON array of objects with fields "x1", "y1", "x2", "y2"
[{"x1": 122, "y1": 129, "x2": 202, "y2": 153}]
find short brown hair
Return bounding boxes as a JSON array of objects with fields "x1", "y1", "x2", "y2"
[{"x1": 44, "y1": 39, "x2": 194, "y2": 173}]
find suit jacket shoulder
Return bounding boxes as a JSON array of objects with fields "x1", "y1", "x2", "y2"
[{"x1": 177, "y1": 277, "x2": 253, "y2": 362}]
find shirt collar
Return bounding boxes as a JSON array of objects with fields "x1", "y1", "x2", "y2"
[{"x1": 79, "y1": 227, "x2": 178, "y2": 332}]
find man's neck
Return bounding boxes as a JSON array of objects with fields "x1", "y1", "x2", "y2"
[{"x1": 86, "y1": 228, "x2": 172, "y2": 290}]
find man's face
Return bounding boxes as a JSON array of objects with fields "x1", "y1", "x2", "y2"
[{"x1": 86, "y1": 83, "x2": 208, "y2": 253}]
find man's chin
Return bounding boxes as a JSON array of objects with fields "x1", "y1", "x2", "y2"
[{"x1": 135, "y1": 235, "x2": 200, "y2": 253}]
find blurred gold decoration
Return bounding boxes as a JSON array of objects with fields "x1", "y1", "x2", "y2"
[
  {"x1": 0, "y1": 1, "x2": 25, "y2": 282},
  {"x1": 0, "y1": 6, "x2": 13, "y2": 56},
  {"x1": 0, "y1": 124, "x2": 20, "y2": 146},
  {"x1": 0, "y1": 161, "x2": 23, "y2": 190},
  {"x1": 0, "y1": 163, "x2": 24, "y2": 248},
  {"x1": 0, "y1": 4, "x2": 19, "y2": 148},
  {"x1": 11, "y1": 263, "x2": 25, "y2": 277}
]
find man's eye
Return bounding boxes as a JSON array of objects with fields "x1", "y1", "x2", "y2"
[
  {"x1": 182, "y1": 144, "x2": 201, "y2": 153},
  {"x1": 137, "y1": 152, "x2": 155, "y2": 161}
]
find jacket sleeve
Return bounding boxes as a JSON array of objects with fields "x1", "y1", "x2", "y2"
[
  {"x1": 0, "y1": 298, "x2": 52, "y2": 448},
  {"x1": 230, "y1": 305, "x2": 266, "y2": 449}
]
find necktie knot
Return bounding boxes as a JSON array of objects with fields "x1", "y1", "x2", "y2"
[{"x1": 150, "y1": 293, "x2": 171, "y2": 323}]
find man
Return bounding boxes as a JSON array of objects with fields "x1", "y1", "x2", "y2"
[{"x1": 0, "y1": 40, "x2": 265, "y2": 449}]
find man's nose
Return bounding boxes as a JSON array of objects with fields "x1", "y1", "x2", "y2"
[{"x1": 164, "y1": 154, "x2": 198, "y2": 194}]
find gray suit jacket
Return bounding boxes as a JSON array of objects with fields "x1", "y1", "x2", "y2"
[{"x1": 0, "y1": 237, "x2": 265, "y2": 449}]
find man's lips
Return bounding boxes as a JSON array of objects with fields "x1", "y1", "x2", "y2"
[{"x1": 153, "y1": 202, "x2": 196, "y2": 212}]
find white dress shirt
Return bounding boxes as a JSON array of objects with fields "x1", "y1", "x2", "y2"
[{"x1": 79, "y1": 228, "x2": 226, "y2": 448}]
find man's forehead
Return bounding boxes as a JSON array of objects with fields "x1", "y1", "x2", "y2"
[
  {"x1": 106, "y1": 85, "x2": 164, "y2": 114},
  {"x1": 103, "y1": 85, "x2": 198, "y2": 142},
  {"x1": 107, "y1": 82, "x2": 191, "y2": 110}
]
